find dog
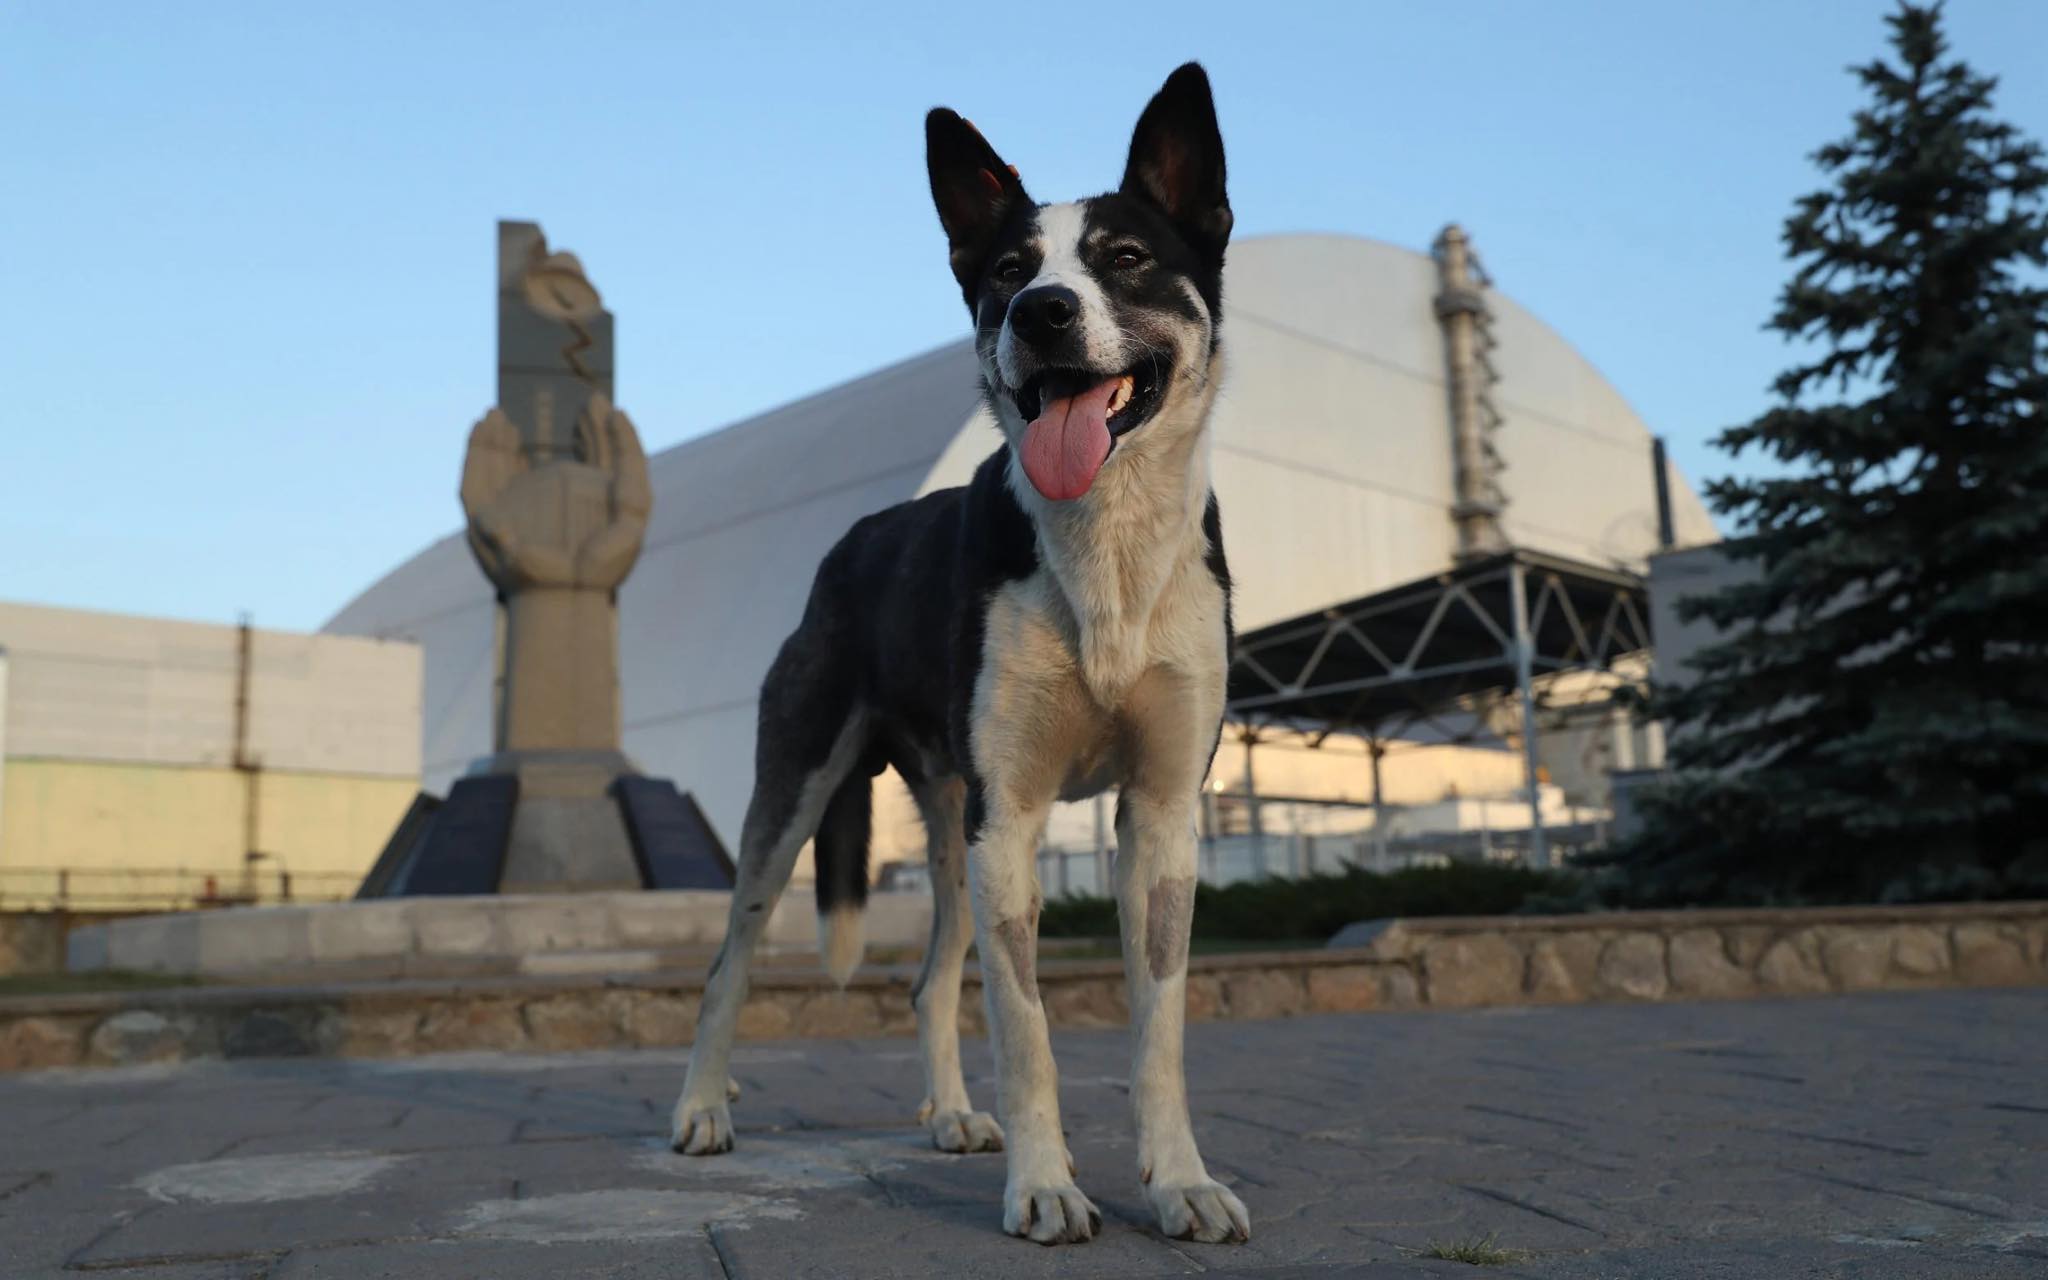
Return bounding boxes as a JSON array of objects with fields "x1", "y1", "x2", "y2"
[{"x1": 670, "y1": 62, "x2": 1246, "y2": 1247}]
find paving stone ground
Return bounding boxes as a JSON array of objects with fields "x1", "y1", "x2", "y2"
[{"x1": 1, "y1": 989, "x2": 2044, "y2": 1278}]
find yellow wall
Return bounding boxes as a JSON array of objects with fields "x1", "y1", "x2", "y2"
[{"x1": 0, "y1": 759, "x2": 415, "y2": 908}]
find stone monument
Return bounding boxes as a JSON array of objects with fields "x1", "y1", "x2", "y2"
[{"x1": 358, "y1": 222, "x2": 729, "y2": 897}]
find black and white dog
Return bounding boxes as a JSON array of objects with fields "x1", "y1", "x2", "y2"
[{"x1": 671, "y1": 63, "x2": 1246, "y2": 1247}]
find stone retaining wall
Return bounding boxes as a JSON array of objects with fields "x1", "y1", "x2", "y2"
[
  {"x1": 1325, "y1": 899, "x2": 2048, "y2": 1006},
  {"x1": 4, "y1": 900, "x2": 2042, "y2": 1072},
  {"x1": 0, "y1": 911, "x2": 133, "y2": 977}
]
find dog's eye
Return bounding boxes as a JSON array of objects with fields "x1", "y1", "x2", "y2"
[
  {"x1": 1112, "y1": 246, "x2": 1148, "y2": 270},
  {"x1": 995, "y1": 258, "x2": 1025, "y2": 283}
]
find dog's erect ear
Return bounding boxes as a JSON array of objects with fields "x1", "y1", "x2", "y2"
[
  {"x1": 926, "y1": 108, "x2": 1030, "y2": 292},
  {"x1": 1121, "y1": 62, "x2": 1232, "y2": 256}
]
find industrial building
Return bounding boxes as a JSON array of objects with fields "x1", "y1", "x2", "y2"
[
  {"x1": 328, "y1": 231, "x2": 1718, "y2": 886},
  {"x1": 0, "y1": 603, "x2": 421, "y2": 910}
]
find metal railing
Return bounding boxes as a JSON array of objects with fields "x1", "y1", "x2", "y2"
[
  {"x1": 0, "y1": 866, "x2": 362, "y2": 912},
  {"x1": 1033, "y1": 792, "x2": 1611, "y2": 897}
]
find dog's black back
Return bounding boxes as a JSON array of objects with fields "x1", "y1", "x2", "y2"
[{"x1": 759, "y1": 449, "x2": 1022, "y2": 916}]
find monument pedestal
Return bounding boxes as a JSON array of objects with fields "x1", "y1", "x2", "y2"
[
  {"x1": 488, "y1": 750, "x2": 643, "y2": 893},
  {"x1": 356, "y1": 753, "x2": 732, "y2": 899}
]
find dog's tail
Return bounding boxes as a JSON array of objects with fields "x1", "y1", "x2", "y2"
[{"x1": 813, "y1": 771, "x2": 871, "y2": 988}]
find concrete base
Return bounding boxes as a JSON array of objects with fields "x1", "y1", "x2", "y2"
[
  {"x1": 359, "y1": 749, "x2": 731, "y2": 897},
  {"x1": 65, "y1": 890, "x2": 933, "y2": 982},
  {"x1": 479, "y1": 750, "x2": 644, "y2": 892}
]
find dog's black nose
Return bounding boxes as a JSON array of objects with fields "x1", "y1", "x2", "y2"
[{"x1": 1009, "y1": 286, "x2": 1079, "y2": 345}]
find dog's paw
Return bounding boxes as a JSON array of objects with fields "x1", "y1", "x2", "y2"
[
  {"x1": 1003, "y1": 1179, "x2": 1101, "y2": 1245},
  {"x1": 925, "y1": 1108, "x2": 1004, "y2": 1153},
  {"x1": 1146, "y1": 1177, "x2": 1250, "y2": 1243},
  {"x1": 670, "y1": 1098, "x2": 735, "y2": 1155}
]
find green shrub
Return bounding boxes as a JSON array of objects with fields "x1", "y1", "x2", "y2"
[{"x1": 1038, "y1": 861, "x2": 1578, "y2": 943}]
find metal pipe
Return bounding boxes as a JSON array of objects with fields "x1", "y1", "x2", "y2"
[
  {"x1": 1241, "y1": 729, "x2": 1265, "y2": 877},
  {"x1": 1092, "y1": 793, "x2": 1109, "y2": 896},
  {"x1": 1509, "y1": 563, "x2": 1550, "y2": 868},
  {"x1": 1652, "y1": 436, "x2": 1676, "y2": 551},
  {"x1": 1199, "y1": 788, "x2": 1216, "y2": 883},
  {"x1": 1369, "y1": 737, "x2": 1388, "y2": 872},
  {"x1": 233, "y1": 615, "x2": 263, "y2": 896}
]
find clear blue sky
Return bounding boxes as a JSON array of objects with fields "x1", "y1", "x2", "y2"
[{"x1": 4, "y1": 1, "x2": 2044, "y2": 631}]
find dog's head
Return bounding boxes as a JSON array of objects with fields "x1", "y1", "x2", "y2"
[{"x1": 926, "y1": 63, "x2": 1232, "y2": 503}]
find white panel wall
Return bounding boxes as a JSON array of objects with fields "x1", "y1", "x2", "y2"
[
  {"x1": 0, "y1": 602, "x2": 420, "y2": 779},
  {"x1": 1488, "y1": 291, "x2": 1719, "y2": 563}
]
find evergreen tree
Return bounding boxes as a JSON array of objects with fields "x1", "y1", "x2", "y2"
[{"x1": 1609, "y1": 2, "x2": 2048, "y2": 904}]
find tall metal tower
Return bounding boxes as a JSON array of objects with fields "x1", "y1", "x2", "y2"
[{"x1": 1433, "y1": 225, "x2": 1509, "y2": 560}]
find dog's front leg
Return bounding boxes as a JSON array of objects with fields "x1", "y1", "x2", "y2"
[
  {"x1": 1114, "y1": 670, "x2": 1250, "y2": 1243},
  {"x1": 969, "y1": 785, "x2": 1101, "y2": 1244},
  {"x1": 909, "y1": 777, "x2": 1003, "y2": 1153}
]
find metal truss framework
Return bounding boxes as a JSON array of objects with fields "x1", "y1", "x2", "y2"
[{"x1": 1225, "y1": 549, "x2": 1654, "y2": 866}]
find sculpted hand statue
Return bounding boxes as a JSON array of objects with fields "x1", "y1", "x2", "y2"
[
  {"x1": 460, "y1": 392, "x2": 651, "y2": 593},
  {"x1": 460, "y1": 390, "x2": 652, "y2": 753}
]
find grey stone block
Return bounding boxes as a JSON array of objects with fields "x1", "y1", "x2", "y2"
[
  {"x1": 196, "y1": 905, "x2": 314, "y2": 972},
  {"x1": 411, "y1": 897, "x2": 500, "y2": 956},
  {"x1": 496, "y1": 895, "x2": 620, "y2": 954},
  {"x1": 1596, "y1": 931, "x2": 1669, "y2": 999},
  {"x1": 103, "y1": 913, "x2": 200, "y2": 973},
  {"x1": 221, "y1": 1006, "x2": 339, "y2": 1059},
  {"x1": 607, "y1": 890, "x2": 725, "y2": 948},
  {"x1": 305, "y1": 900, "x2": 413, "y2": 965},
  {"x1": 88, "y1": 1009, "x2": 186, "y2": 1064},
  {"x1": 64, "y1": 924, "x2": 108, "y2": 973}
]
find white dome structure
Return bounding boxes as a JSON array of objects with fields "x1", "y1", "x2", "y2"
[{"x1": 326, "y1": 233, "x2": 1717, "y2": 855}]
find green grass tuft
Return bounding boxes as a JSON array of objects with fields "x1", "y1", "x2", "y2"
[{"x1": 1416, "y1": 1232, "x2": 1529, "y2": 1265}]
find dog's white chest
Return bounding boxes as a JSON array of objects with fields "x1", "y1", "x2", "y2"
[
  {"x1": 1075, "y1": 604, "x2": 1153, "y2": 706},
  {"x1": 1017, "y1": 548, "x2": 1226, "y2": 706},
  {"x1": 1038, "y1": 502, "x2": 1217, "y2": 707}
]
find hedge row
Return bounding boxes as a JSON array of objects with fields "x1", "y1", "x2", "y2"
[{"x1": 1037, "y1": 862, "x2": 1579, "y2": 943}]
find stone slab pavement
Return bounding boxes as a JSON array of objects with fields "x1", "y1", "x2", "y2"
[{"x1": 2, "y1": 989, "x2": 2044, "y2": 1278}]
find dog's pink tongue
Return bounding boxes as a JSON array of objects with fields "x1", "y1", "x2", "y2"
[{"x1": 1020, "y1": 379, "x2": 1118, "y2": 501}]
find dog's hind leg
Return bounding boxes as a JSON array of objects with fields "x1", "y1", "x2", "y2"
[
  {"x1": 907, "y1": 776, "x2": 1003, "y2": 1153},
  {"x1": 1113, "y1": 666, "x2": 1249, "y2": 1243},
  {"x1": 671, "y1": 643, "x2": 865, "y2": 1155}
]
